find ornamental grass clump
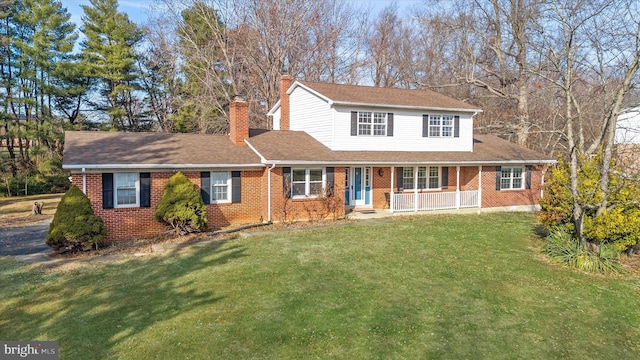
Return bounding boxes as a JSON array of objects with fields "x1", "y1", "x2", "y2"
[
  {"x1": 46, "y1": 185, "x2": 107, "y2": 252},
  {"x1": 154, "y1": 172, "x2": 207, "y2": 235}
]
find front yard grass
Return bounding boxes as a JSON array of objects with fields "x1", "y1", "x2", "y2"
[{"x1": 1, "y1": 212, "x2": 639, "y2": 359}]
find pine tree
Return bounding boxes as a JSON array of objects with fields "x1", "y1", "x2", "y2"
[{"x1": 80, "y1": 0, "x2": 146, "y2": 131}]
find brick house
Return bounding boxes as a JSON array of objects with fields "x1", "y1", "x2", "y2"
[{"x1": 63, "y1": 76, "x2": 556, "y2": 240}]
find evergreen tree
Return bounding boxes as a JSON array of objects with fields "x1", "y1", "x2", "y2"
[
  {"x1": 80, "y1": 0, "x2": 146, "y2": 131},
  {"x1": 47, "y1": 185, "x2": 107, "y2": 252}
]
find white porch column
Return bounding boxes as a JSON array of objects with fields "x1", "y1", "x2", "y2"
[
  {"x1": 455, "y1": 165, "x2": 460, "y2": 209},
  {"x1": 390, "y1": 166, "x2": 395, "y2": 213},
  {"x1": 478, "y1": 165, "x2": 483, "y2": 208},
  {"x1": 414, "y1": 166, "x2": 418, "y2": 212}
]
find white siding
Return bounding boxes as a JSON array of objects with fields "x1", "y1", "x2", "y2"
[
  {"x1": 289, "y1": 86, "x2": 333, "y2": 147},
  {"x1": 271, "y1": 107, "x2": 281, "y2": 130},
  {"x1": 616, "y1": 107, "x2": 640, "y2": 144},
  {"x1": 331, "y1": 106, "x2": 474, "y2": 152}
]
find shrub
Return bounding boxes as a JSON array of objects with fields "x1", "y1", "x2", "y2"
[
  {"x1": 47, "y1": 185, "x2": 107, "y2": 252},
  {"x1": 542, "y1": 227, "x2": 624, "y2": 274},
  {"x1": 154, "y1": 172, "x2": 207, "y2": 235},
  {"x1": 539, "y1": 153, "x2": 640, "y2": 256}
]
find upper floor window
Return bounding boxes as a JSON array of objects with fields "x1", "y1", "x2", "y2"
[
  {"x1": 423, "y1": 114, "x2": 459, "y2": 138},
  {"x1": 358, "y1": 111, "x2": 387, "y2": 136},
  {"x1": 352, "y1": 111, "x2": 394, "y2": 137},
  {"x1": 500, "y1": 167, "x2": 523, "y2": 190},
  {"x1": 429, "y1": 115, "x2": 454, "y2": 137}
]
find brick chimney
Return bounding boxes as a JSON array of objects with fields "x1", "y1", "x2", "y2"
[
  {"x1": 229, "y1": 95, "x2": 249, "y2": 146},
  {"x1": 280, "y1": 74, "x2": 291, "y2": 131}
]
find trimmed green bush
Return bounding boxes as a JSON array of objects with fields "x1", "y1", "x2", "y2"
[
  {"x1": 47, "y1": 185, "x2": 107, "y2": 252},
  {"x1": 154, "y1": 172, "x2": 207, "y2": 235}
]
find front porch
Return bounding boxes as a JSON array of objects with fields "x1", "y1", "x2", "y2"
[
  {"x1": 391, "y1": 190, "x2": 479, "y2": 212},
  {"x1": 387, "y1": 165, "x2": 483, "y2": 213}
]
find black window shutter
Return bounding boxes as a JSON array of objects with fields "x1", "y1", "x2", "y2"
[
  {"x1": 140, "y1": 172, "x2": 151, "y2": 208},
  {"x1": 102, "y1": 173, "x2": 114, "y2": 209},
  {"x1": 525, "y1": 165, "x2": 532, "y2": 190},
  {"x1": 387, "y1": 113, "x2": 394, "y2": 136},
  {"x1": 231, "y1": 171, "x2": 241, "y2": 203},
  {"x1": 422, "y1": 115, "x2": 429, "y2": 137},
  {"x1": 454, "y1": 116, "x2": 460, "y2": 138},
  {"x1": 351, "y1": 111, "x2": 358, "y2": 136},
  {"x1": 495, "y1": 166, "x2": 502, "y2": 190},
  {"x1": 201, "y1": 172, "x2": 211, "y2": 204},
  {"x1": 441, "y1": 167, "x2": 449, "y2": 189},
  {"x1": 326, "y1": 167, "x2": 334, "y2": 196},
  {"x1": 283, "y1": 167, "x2": 292, "y2": 198},
  {"x1": 396, "y1": 167, "x2": 404, "y2": 191}
]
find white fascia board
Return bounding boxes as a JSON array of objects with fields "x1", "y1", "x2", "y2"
[
  {"x1": 63, "y1": 164, "x2": 265, "y2": 172},
  {"x1": 244, "y1": 139, "x2": 268, "y2": 163},
  {"x1": 290, "y1": 82, "x2": 333, "y2": 105},
  {"x1": 331, "y1": 101, "x2": 482, "y2": 114},
  {"x1": 267, "y1": 99, "x2": 281, "y2": 116},
  {"x1": 260, "y1": 159, "x2": 557, "y2": 166}
]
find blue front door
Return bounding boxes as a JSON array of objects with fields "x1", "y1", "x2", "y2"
[{"x1": 354, "y1": 167, "x2": 363, "y2": 201}]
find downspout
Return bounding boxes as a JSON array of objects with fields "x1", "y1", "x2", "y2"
[
  {"x1": 82, "y1": 167, "x2": 86, "y2": 194},
  {"x1": 267, "y1": 163, "x2": 276, "y2": 223},
  {"x1": 456, "y1": 166, "x2": 460, "y2": 209},
  {"x1": 540, "y1": 166, "x2": 546, "y2": 199},
  {"x1": 390, "y1": 166, "x2": 395, "y2": 213},
  {"x1": 478, "y1": 166, "x2": 483, "y2": 211}
]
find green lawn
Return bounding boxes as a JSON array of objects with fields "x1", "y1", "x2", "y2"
[{"x1": 1, "y1": 213, "x2": 639, "y2": 359}]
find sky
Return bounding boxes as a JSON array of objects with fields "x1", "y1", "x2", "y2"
[{"x1": 60, "y1": 0, "x2": 425, "y2": 29}]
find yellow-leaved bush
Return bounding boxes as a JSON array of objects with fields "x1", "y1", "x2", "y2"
[{"x1": 539, "y1": 153, "x2": 640, "y2": 252}]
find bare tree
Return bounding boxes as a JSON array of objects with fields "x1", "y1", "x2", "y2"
[
  {"x1": 532, "y1": 0, "x2": 640, "y2": 243},
  {"x1": 418, "y1": 0, "x2": 540, "y2": 146}
]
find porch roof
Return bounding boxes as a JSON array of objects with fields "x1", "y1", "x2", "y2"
[{"x1": 247, "y1": 131, "x2": 555, "y2": 165}]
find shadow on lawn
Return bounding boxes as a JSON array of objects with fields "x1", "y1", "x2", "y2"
[{"x1": 3, "y1": 241, "x2": 248, "y2": 358}]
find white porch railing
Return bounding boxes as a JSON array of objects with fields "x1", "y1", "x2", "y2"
[{"x1": 392, "y1": 190, "x2": 479, "y2": 212}]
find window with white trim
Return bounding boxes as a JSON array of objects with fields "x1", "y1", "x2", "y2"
[
  {"x1": 429, "y1": 114, "x2": 454, "y2": 137},
  {"x1": 501, "y1": 167, "x2": 524, "y2": 189},
  {"x1": 115, "y1": 173, "x2": 139, "y2": 208},
  {"x1": 402, "y1": 166, "x2": 440, "y2": 191},
  {"x1": 292, "y1": 168, "x2": 324, "y2": 197},
  {"x1": 211, "y1": 171, "x2": 231, "y2": 203},
  {"x1": 403, "y1": 167, "x2": 414, "y2": 190},
  {"x1": 358, "y1": 111, "x2": 387, "y2": 136}
]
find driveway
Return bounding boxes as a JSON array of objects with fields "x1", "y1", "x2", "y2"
[{"x1": 0, "y1": 219, "x2": 51, "y2": 256}]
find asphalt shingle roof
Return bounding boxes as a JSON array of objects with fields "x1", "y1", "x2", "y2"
[
  {"x1": 63, "y1": 131, "x2": 262, "y2": 168},
  {"x1": 297, "y1": 81, "x2": 482, "y2": 112}
]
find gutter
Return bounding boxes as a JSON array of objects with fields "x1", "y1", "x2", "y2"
[
  {"x1": 331, "y1": 101, "x2": 482, "y2": 114},
  {"x1": 258, "y1": 159, "x2": 558, "y2": 166},
  {"x1": 63, "y1": 163, "x2": 265, "y2": 171}
]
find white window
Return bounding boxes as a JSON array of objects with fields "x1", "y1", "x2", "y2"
[
  {"x1": 402, "y1": 166, "x2": 440, "y2": 191},
  {"x1": 429, "y1": 115, "x2": 454, "y2": 137},
  {"x1": 115, "y1": 173, "x2": 139, "y2": 208},
  {"x1": 403, "y1": 167, "x2": 414, "y2": 190},
  {"x1": 292, "y1": 168, "x2": 324, "y2": 197},
  {"x1": 358, "y1": 111, "x2": 387, "y2": 136},
  {"x1": 211, "y1": 171, "x2": 231, "y2": 203},
  {"x1": 501, "y1": 167, "x2": 524, "y2": 190},
  {"x1": 428, "y1": 166, "x2": 440, "y2": 189}
]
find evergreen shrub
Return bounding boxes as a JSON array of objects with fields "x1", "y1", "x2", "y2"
[
  {"x1": 154, "y1": 172, "x2": 207, "y2": 235},
  {"x1": 47, "y1": 185, "x2": 106, "y2": 252}
]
